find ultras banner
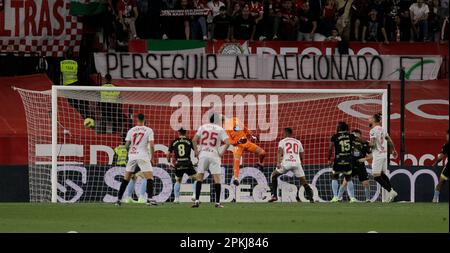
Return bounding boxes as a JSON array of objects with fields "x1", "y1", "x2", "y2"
[
  {"x1": 94, "y1": 53, "x2": 442, "y2": 81},
  {"x1": 0, "y1": 0, "x2": 82, "y2": 57}
]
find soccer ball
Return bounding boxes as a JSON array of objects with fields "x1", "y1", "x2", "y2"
[{"x1": 83, "y1": 118, "x2": 95, "y2": 129}]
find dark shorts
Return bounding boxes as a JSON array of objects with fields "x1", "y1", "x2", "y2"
[
  {"x1": 174, "y1": 162, "x2": 196, "y2": 178},
  {"x1": 333, "y1": 163, "x2": 352, "y2": 175},
  {"x1": 352, "y1": 164, "x2": 369, "y2": 182},
  {"x1": 441, "y1": 165, "x2": 449, "y2": 180}
]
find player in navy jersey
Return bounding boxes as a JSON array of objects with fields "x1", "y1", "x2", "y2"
[{"x1": 166, "y1": 128, "x2": 198, "y2": 203}]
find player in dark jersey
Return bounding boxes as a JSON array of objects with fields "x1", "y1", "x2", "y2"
[
  {"x1": 328, "y1": 121, "x2": 356, "y2": 203},
  {"x1": 432, "y1": 130, "x2": 449, "y2": 203},
  {"x1": 166, "y1": 128, "x2": 197, "y2": 203},
  {"x1": 338, "y1": 129, "x2": 372, "y2": 203}
]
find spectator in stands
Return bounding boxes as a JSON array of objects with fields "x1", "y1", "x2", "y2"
[
  {"x1": 310, "y1": 0, "x2": 326, "y2": 17},
  {"x1": 148, "y1": 0, "x2": 164, "y2": 39},
  {"x1": 101, "y1": 0, "x2": 118, "y2": 50},
  {"x1": 321, "y1": 0, "x2": 337, "y2": 38},
  {"x1": 326, "y1": 27, "x2": 342, "y2": 41},
  {"x1": 278, "y1": 0, "x2": 298, "y2": 41},
  {"x1": 351, "y1": 0, "x2": 370, "y2": 41},
  {"x1": 231, "y1": 4, "x2": 256, "y2": 41},
  {"x1": 392, "y1": 13, "x2": 413, "y2": 41},
  {"x1": 439, "y1": 0, "x2": 449, "y2": 41},
  {"x1": 410, "y1": 0, "x2": 430, "y2": 41},
  {"x1": 248, "y1": 0, "x2": 264, "y2": 40},
  {"x1": 117, "y1": 0, "x2": 139, "y2": 39},
  {"x1": 212, "y1": 6, "x2": 232, "y2": 40},
  {"x1": 427, "y1": 0, "x2": 440, "y2": 41},
  {"x1": 270, "y1": 0, "x2": 284, "y2": 40},
  {"x1": 369, "y1": 0, "x2": 389, "y2": 20},
  {"x1": 192, "y1": 0, "x2": 209, "y2": 40},
  {"x1": 297, "y1": 1, "x2": 317, "y2": 41},
  {"x1": 136, "y1": 0, "x2": 150, "y2": 39},
  {"x1": 362, "y1": 9, "x2": 389, "y2": 44},
  {"x1": 231, "y1": 1, "x2": 242, "y2": 18},
  {"x1": 162, "y1": 0, "x2": 191, "y2": 40},
  {"x1": 336, "y1": 0, "x2": 354, "y2": 41},
  {"x1": 208, "y1": 0, "x2": 226, "y2": 18}
]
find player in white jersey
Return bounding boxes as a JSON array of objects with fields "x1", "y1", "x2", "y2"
[
  {"x1": 115, "y1": 113, "x2": 157, "y2": 206},
  {"x1": 369, "y1": 113, "x2": 398, "y2": 202},
  {"x1": 268, "y1": 128, "x2": 314, "y2": 203},
  {"x1": 191, "y1": 113, "x2": 230, "y2": 208}
]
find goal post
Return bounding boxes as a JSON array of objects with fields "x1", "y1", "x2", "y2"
[{"x1": 17, "y1": 86, "x2": 389, "y2": 203}]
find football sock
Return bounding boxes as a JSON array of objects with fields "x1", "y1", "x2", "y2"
[
  {"x1": 271, "y1": 175, "x2": 278, "y2": 197},
  {"x1": 117, "y1": 178, "x2": 130, "y2": 200},
  {"x1": 214, "y1": 183, "x2": 221, "y2": 204},
  {"x1": 364, "y1": 186, "x2": 371, "y2": 200},
  {"x1": 195, "y1": 181, "x2": 203, "y2": 200},
  {"x1": 233, "y1": 158, "x2": 240, "y2": 178},
  {"x1": 374, "y1": 176, "x2": 392, "y2": 192},
  {"x1": 347, "y1": 180, "x2": 355, "y2": 198},
  {"x1": 337, "y1": 185, "x2": 345, "y2": 199},
  {"x1": 146, "y1": 179, "x2": 154, "y2": 199},
  {"x1": 433, "y1": 191, "x2": 440, "y2": 200},
  {"x1": 139, "y1": 179, "x2": 147, "y2": 198},
  {"x1": 331, "y1": 179, "x2": 339, "y2": 197},
  {"x1": 174, "y1": 182, "x2": 181, "y2": 199},
  {"x1": 381, "y1": 174, "x2": 393, "y2": 190},
  {"x1": 304, "y1": 184, "x2": 313, "y2": 200},
  {"x1": 126, "y1": 179, "x2": 135, "y2": 198},
  {"x1": 192, "y1": 181, "x2": 197, "y2": 196}
]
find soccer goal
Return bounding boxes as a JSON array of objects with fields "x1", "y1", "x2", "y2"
[{"x1": 16, "y1": 86, "x2": 389, "y2": 203}]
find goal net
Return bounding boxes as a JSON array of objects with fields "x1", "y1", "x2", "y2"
[{"x1": 16, "y1": 86, "x2": 388, "y2": 203}]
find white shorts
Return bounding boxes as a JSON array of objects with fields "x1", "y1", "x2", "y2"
[
  {"x1": 371, "y1": 155, "x2": 388, "y2": 175},
  {"x1": 276, "y1": 163, "x2": 305, "y2": 178},
  {"x1": 125, "y1": 159, "x2": 153, "y2": 173},
  {"x1": 197, "y1": 156, "x2": 222, "y2": 175}
]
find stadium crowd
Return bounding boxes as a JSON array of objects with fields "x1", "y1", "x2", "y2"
[{"x1": 96, "y1": 0, "x2": 449, "y2": 50}]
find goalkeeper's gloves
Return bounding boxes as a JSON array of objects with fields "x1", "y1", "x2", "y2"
[
  {"x1": 247, "y1": 134, "x2": 258, "y2": 142},
  {"x1": 237, "y1": 138, "x2": 247, "y2": 144}
]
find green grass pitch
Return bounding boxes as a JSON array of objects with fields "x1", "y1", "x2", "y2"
[{"x1": 0, "y1": 202, "x2": 447, "y2": 233}]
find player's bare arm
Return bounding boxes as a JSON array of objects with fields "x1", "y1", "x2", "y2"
[
  {"x1": 125, "y1": 140, "x2": 131, "y2": 151},
  {"x1": 220, "y1": 139, "x2": 230, "y2": 158},
  {"x1": 385, "y1": 135, "x2": 398, "y2": 158},
  {"x1": 369, "y1": 136, "x2": 377, "y2": 150},
  {"x1": 433, "y1": 152, "x2": 446, "y2": 166},
  {"x1": 359, "y1": 153, "x2": 373, "y2": 163},
  {"x1": 192, "y1": 134, "x2": 199, "y2": 157},
  {"x1": 166, "y1": 150, "x2": 174, "y2": 167},
  {"x1": 149, "y1": 140, "x2": 155, "y2": 164},
  {"x1": 328, "y1": 141, "x2": 334, "y2": 166},
  {"x1": 277, "y1": 147, "x2": 283, "y2": 168}
]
